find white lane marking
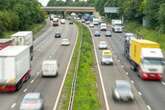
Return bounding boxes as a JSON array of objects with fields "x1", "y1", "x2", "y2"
[
  {"x1": 117, "y1": 60, "x2": 120, "y2": 62},
  {"x1": 11, "y1": 103, "x2": 16, "y2": 109},
  {"x1": 30, "y1": 79, "x2": 34, "y2": 84},
  {"x1": 53, "y1": 26, "x2": 78, "y2": 110},
  {"x1": 121, "y1": 65, "x2": 124, "y2": 68},
  {"x1": 131, "y1": 80, "x2": 134, "y2": 84},
  {"x1": 161, "y1": 81, "x2": 165, "y2": 86},
  {"x1": 126, "y1": 72, "x2": 129, "y2": 75},
  {"x1": 89, "y1": 25, "x2": 110, "y2": 110},
  {"x1": 138, "y1": 91, "x2": 142, "y2": 96},
  {"x1": 23, "y1": 88, "x2": 27, "y2": 93},
  {"x1": 147, "y1": 105, "x2": 152, "y2": 110}
]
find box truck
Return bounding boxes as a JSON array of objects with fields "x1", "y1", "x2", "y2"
[
  {"x1": 42, "y1": 60, "x2": 58, "y2": 77},
  {"x1": 0, "y1": 46, "x2": 31, "y2": 92},
  {"x1": 124, "y1": 38, "x2": 164, "y2": 80},
  {"x1": 11, "y1": 31, "x2": 33, "y2": 60},
  {"x1": 0, "y1": 38, "x2": 13, "y2": 50},
  {"x1": 111, "y1": 19, "x2": 123, "y2": 33}
]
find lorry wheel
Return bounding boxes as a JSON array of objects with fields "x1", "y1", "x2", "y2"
[{"x1": 16, "y1": 80, "x2": 23, "y2": 91}]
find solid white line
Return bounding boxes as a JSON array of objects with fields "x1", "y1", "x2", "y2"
[
  {"x1": 138, "y1": 91, "x2": 142, "y2": 96},
  {"x1": 11, "y1": 103, "x2": 16, "y2": 109},
  {"x1": 88, "y1": 26, "x2": 110, "y2": 110},
  {"x1": 53, "y1": 25, "x2": 79, "y2": 110},
  {"x1": 147, "y1": 105, "x2": 152, "y2": 110}
]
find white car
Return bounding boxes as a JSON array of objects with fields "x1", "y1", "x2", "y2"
[
  {"x1": 100, "y1": 23, "x2": 107, "y2": 31},
  {"x1": 99, "y1": 41, "x2": 108, "y2": 49},
  {"x1": 60, "y1": 19, "x2": 65, "y2": 24},
  {"x1": 101, "y1": 50, "x2": 113, "y2": 65},
  {"x1": 61, "y1": 38, "x2": 70, "y2": 46},
  {"x1": 89, "y1": 23, "x2": 94, "y2": 28},
  {"x1": 20, "y1": 92, "x2": 44, "y2": 110}
]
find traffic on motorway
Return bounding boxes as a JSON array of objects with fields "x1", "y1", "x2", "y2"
[{"x1": 0, "y1": 12, "x2": 165, "y2": 110}]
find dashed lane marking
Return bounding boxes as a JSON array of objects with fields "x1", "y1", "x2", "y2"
[
  {"x1": 11, "y1": 103, "x2": 16, "y2": 109},
  {"x1": 147, "y1": 105, "x2": 152, "y2": 110},
  {"x1": 138, "y1": 91, "x2": 142, "y2": 96},
  {"x1": 23, "y1": 88, "x2": 27, "y2": 93}
]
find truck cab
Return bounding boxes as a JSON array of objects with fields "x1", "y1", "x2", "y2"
[
  {"x1": 111, "y1": 19, "x2": 123, "y2": 33},
  {"x1": 139, "y1": 48, "x2": 164, "y2": 80}
]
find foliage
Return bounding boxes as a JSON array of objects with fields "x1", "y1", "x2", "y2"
[{"x1": 0, "y1": 0, "x2": 45, "y2": 37}]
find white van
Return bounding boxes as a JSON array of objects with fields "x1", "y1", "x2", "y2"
[
  {"x1": 100, "y1": 23, "x2": 107, "y2": 31},
  {"x1": 42, "y1": 60, "x2": 58, "y2": 77}
]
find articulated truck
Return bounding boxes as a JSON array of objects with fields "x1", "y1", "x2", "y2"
[
  {"x1": 11, "y1": 31, "x2": 33, "y2": 60},
  {"x1": 0, "y1": 46, "x2": 31, "y2": 92},
  {"x1": 124, "y1": 38, "x2": 164, "y2": 80}
]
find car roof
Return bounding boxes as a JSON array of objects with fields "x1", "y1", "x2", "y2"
[
  {"x1": 102, "y1": 50, "x2": 112, "y2": 55},
  {"x1": 24, "y1": 92, "x2": 41, "y2": 99},
  {"x1": 100, "y1": 41, "x2": 106, "y2": 43},
  {"x1": 115, "y1": 80, "x2": 130, "y2": 87}
]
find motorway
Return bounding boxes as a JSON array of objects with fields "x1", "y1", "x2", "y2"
[
  {"x1": 0, "y1": 20, "x2": 78, "y2": 110},
  {"x1": 88, "y1": 24, "x2": 149, "y2": 110}
]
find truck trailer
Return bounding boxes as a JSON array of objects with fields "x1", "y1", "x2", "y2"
[
  {"x1": 0, "y1": 46, "x2": 31, "y2": 92},
  {"x1": 124, "y1": 39, "x2": 164, "y2": 80},
  {"x1": 11, "y1": 31, "x2": 33, "y2": 60}
]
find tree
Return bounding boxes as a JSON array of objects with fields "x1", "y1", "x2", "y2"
[{"x1": 159, "y1": 3, "x2": 165, "y2": 33}]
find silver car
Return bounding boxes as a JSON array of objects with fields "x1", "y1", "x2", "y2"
[
  {"x1": 112, "y1": 80, "x2": 134, "y2": 102},
  {"x1": 99, "y1": 41, "x2": 108, "y2": 49},
  {"x1": 61, "y1": 38, "x2": 70, "y2": 46},
  {"x1": 20, "y1": 92, "x2": 44, "y2": 110}
]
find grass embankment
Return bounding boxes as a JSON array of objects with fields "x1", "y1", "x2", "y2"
[
  {"x1": 58, "y1": 22, "x2": 101, "y2": 110},
  {"x1": 2, "y1": 21, "x2": 46, "y2": 38},
  {"x1": 125, "y1": 22, "x2": 165, "y2": 51}
]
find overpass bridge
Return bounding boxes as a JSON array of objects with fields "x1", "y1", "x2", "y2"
[{"x1": 43, "y1": 7, "x2": 96, "y2": 13}]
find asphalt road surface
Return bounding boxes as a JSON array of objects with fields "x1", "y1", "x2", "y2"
[
  {"x1": 0, "y1": 20, "x2": 78, "y2": 110},
  {"x1": 88, "y1": 24, "x2": 148, "y2": 110}
]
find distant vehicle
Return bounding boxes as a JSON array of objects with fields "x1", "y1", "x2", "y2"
[
  {"x1": 100, "y1": 23, "x2": 107, "y2": 31},
  {"x1": 81, "y1": 19, "x2": 85, "y2": 23},
  {"x1": 61, "y1": 38, "x2": 70, "y2": 46},
  {"x1": 69, "y1": 21, "x2": 74, "y2": 24},
  {"x1": 12, "y1": 31, "x2": 33, "y2": 60},
  {"x1": 93, "y1": 18, "x2": 100, "y2": 25},
  {"x1": 49, "y1": 14, "x2": 54, "y2": 20},
  {"x1": 105, "y1": 31, "x2": 112, "y2": 37},
  {"x1": 101, "y1": 50, "x2": 113, "y2": 65},
  {"x1": 124, "y1": 38, "x2": 164, "y2": 80},
  {"x1": 20, "y1": 92, "x2": 44, "y2": 110},
  {"x1": 60, "y1": 19, "x2": 65, "y2": 24},
  {"x1": 99, "y1": 41, "x2": 108, "y2": 49},
  {"x1": 53, "y1": 17, "x2": 59, "y2": 22},
  {"x1": 42, "y1": 60, "x2": 58, "y2": 77},
  {"x1": 54, "y1": 32, "x2": 61, "y2": 38},
  {"x1": 124, "y1": 33, "x2": 136, "y2": 39},
  {"x1": 89, "y1": 23, "x2": 94, "y2": 28},
  {"x1": 0, "y1": 38, "x2": 13, "y2": 50},
  {"x1": 112, "y1": 80, "x2": 134, "y2": 102},
  {"x1": 53, "y1": 21, "x2": 59, "y2": 26},
  {"x1": 85, "y1": 21, "x2": 90, "y2": 24},
  {"x1": 94, "y1": 31, "x2": 101, "y2": 37},
  {"x1": 0, "y1": 46, "x2": 31, "y2": 92},
  {"x1": 112, "y1": 19, "x2": 123, "y2": 33}
]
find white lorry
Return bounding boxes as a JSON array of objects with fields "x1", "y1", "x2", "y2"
[
  {"x1": 42, "y1": 60, "x2": 58, "y2": 77},
  {"x1": 0, "y1": 46, "x2": 31, "y2": 92},
  {"x1": 93, "y1": 18, "x2": 100, "y2": 25},
  {"x1": 11, "y1": 31, "x2": 33, "y2": 60},
  {"x1": 112, "y1": 19, "x2": 123, "y2": 33}
]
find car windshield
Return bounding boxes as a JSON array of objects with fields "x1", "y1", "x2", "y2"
[
  {"x1": 143, "y1": 58, "x2": 163, "y2": 65},
  {"x1": 116, "y1": 84, "x2": 130, "y2": 91},
  {"x1": 103, "y1": 55, "x2": 112, "y2": 58}
]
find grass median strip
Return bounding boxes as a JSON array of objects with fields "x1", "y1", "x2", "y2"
[{"x1": 57, "y1": 22, "x2": 101, "y2": 110}]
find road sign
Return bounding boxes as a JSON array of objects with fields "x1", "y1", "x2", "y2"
[{"x1": 104, "y1": 7, "x2": 119, "y2": 13}]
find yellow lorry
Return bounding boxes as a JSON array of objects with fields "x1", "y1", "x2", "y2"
[{"x1": 124, "y1": 38, "x2": 164, "y2": 80}]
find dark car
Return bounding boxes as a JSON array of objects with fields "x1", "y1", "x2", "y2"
[
  {"x1": 105, "y1": 31, "x2": 112, "y2": 37},
  {"x1": 112, "y1": 80, "x2": 134, "y2": 102},
  {"x1": 55, "y1": 32, "x2": 61, "y2": 38},
  {"x1": 94, "y1": 31, "x2": 101, "y2": 37}
]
